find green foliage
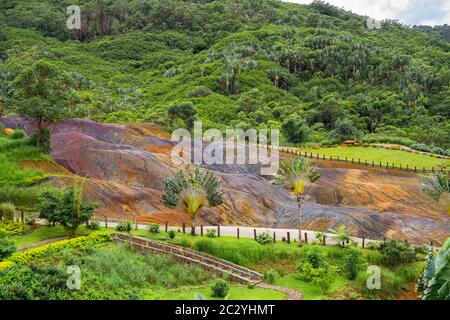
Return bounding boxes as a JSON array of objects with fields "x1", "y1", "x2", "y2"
[
  {"x1": 281, "y1": 116, "x2": 311, "y2": 144},
  {"x1": 24, "y1": 217, "x2": 36, "y2": 226},
  {"x1": 265, "y1": 269, "x2": 277, "y2": 284},
  {"x1": 30, "y1": 128, "x2": 51, "y2": 154},
  {"x1": 0, "y1": 234, "x2": 16, "y2": 260},
  {"x1": 205, "y1": 229, "x2": 217, "y2": 238},
  {"x1": 38, "y1": 186, "x2": 98, "y2": 236},
  {"x1": 0, "y1": 221, "x2": 25, "y2": 236},
  {"x1": 0, "y1": 202, "x2": 15, "y2": 221},
  {"x1": 256, "y1": 231, "x2": 273, "y2": 245},
  {"x1": 168, "y1": 101, "x2": 197, "y2": 130},
  {"x1": 147, "y1": 223, "x2": 160, "y2": 234},
  {"x1": 328, "y1": 225, "x2": 354, "y2": 247},
  {"x1": 168, "y1": 230, "x2": 176, "y2": 239},
  {"x1": 417, "y1": 239, "x2": 450, "y2": 300},
  {"x1": 116, "y1": 221, "x2": 133, "y2": 233},
  {"x1": 333, "y1": 118, "x2": 359, "y2": 142},
  {"x1": 376, "y1": 239, "x2": 417, "y2": 266},
  {"x1": 210, "y1": 278, "x2": 229, "y2": 298},
  {"x1": 10, "y1": 130, "x2": 26, "y2": 140},
  {"x1": 343, "y1": 246, "x2": 366, "y2": 280},
  {"x1": 87, "y1": 220, "x2": 100, "y2": 230}
]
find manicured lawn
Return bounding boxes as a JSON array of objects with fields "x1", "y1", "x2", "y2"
[
  {"x1": 11, "y1": 225, "x2": 113, "y2": 247},
  {"x1": 145, "y1": 285, "x2": 286, "y2": 300},
  {"x1": 299, "y1": 146, "x2": 450, "y2": 170}
]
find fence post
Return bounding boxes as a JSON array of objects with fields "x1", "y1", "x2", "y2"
[
  {"x1": 201, "y1": 225, "x2": 204, "y2": 236},
  {"x1": 165, "y1": 221, "x2": 168, "y2": 232},
  {"x1": 323, "y1": 235, "x2": 326, "y2": 246},
  {"x1": 304, "y1": 232, "x2": 308, "y2": 244},
  {"x1": 362, "y1": 236, "x2": 365, "y2": 249},
  {"x1": 273, "y1": 231, "x2": 276, "y2": 243},
  {"x1": 414, "y1": 166, "x2": 417, "y2": 172},
  {"x1": 372, "y1": 161, "x2": 374, "y2": 167},
  {"x1": 21, "y1": 210, "x2": 24, "y2": 223},
  {"x1": 217, "y1": 225, "x2": 220, "y2": 237},
  {"x1": 105, "y1": 217, "x2": 108, "y2": 228},
  {"x1": 287, "y1": 232, "x2": 291, "y2": 244},
  {"x1": 182, "y1": 223, "x2": 186, "y2": 234},
  {"x1": 254, "y1": 229, "x2": 257, "y2": 241},
  {"x1": 237, "y1": 227, "x2": 240, "y2": 239}
]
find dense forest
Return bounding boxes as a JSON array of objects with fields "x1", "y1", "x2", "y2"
[{"x1": 0, "y1": 0, "x2": 449, "y2": 150}]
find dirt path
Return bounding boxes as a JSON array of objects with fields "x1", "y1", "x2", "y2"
[{"x1": 257, "y1": 283, "x2": 303, "y2": 300}]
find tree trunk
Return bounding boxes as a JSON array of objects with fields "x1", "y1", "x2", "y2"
[
  {"x1": 297, "y1": 196, "x2": 302, "y2": 247},
  {"x1": 191, "y1": 215, "x2": 196, "y2": 236}
]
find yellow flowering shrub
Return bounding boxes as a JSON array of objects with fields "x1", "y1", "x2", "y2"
[{"x1": 3, "y1": 128, "x2": 14, "y2": 135}]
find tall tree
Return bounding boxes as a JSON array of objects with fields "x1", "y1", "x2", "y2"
[{"x1": 162, "y1": 165, "x2": 223, "y2": 235}]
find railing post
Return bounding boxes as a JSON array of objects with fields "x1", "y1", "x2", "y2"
[
  {"x1": 182, "y1": 223, "x2": 186, "y2": 234},
  {"x1": 165, "y1": 221, "x2": 168, "y2": 232},
  {"x1": 201, "y1": 225, "x2": 204, "y2": 236},
  {"x1": 237, "y1": 227, "x2": 239, "y2": 239},
  {"x1": 21, "y1": 210, "x2": 24, "y2": 223},
  {"x1": 105, "y1": 217, "x2": 108, "y2": 228},
  {"x1": 217, "y1": 225, "x2": 220, "y2": 237},
  {"x1": 323, "y1": 235, "x2": 326, "y2": 246},
  {"x1": 253, "y1": 229, "x2": 257, "y2": 241},
  {"x1": 362, "y1": 236, "x2": 365, "y2": 249},
  {"x1": 273, "y1": 231, "x2": 276, "y2": 243},
  {"x1": 287, "y1": 232, "x2": 291, "y2": 244},
  {"x1": 304, "y1": 232, "x2": 308, "y2": 244}
]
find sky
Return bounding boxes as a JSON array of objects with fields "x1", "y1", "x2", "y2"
[{"x1": 284, "y1": 0, "x2": 450, "y2": 26}]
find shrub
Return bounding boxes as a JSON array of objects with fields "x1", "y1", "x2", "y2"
[
  {"x1": 0, "y1": 221, "x2": 25, "y2": 236},
  {"x1": 265, "y1": 269, "x2": 277, "y2": 284},
  {"x1": 281, "y1": 116, "x2": 311, "y2": 144},
  {"x1": 333, "y1": 118, "x2": 359, "y2": 142},
  {"x1": 10, "y1": 130, "x2": 26, "y2": 140},
  {"x1": 116, "y1": 221, "x2": 133, "y2": 233},
  {"x1": 8, "y1": 231, "x2": 111, "y2": 265},
  {"x1": 256, "y1": 231, "x2": 273, "y2": 245},
  {"x1": 87, "y1": 220, "x2": 100, "y2": 230},
  {"x1": 328, "y1": 225, "x2": 354, "y2": 247},
  {"x1": 0, "y1": 203, "x2": 15, "y2": 221},
  {"x1": 25, "y1": 217, "x2": 37, "y2": 225},
  {"x1": 186, "y1": 86, "x2": 212, "y2": 97},
  {"x1": 30, "y1": 128, "x2": 52, "y2": 154},
  {"x1": 376, "y1": 239, "x2": 417, "y2": 266},
  {"x1": 0, "y1": 237, "x2": 16, "y2": 260},
  {"x1": 343, "y1": 246, "x2": 366, "y2": 280},
  {"x1": 302, "y1": 246, "x2": 328, "y2": 269},
  {"x1": 168, "y1": 230, "x2": 176, "y2": 239},
  {"x1": 296, "y1": 262, "x2": 334, "y2": 294},
  {"x1": 210, "y1": 278, "x2": 229, "y2": 298},
  {"x1": 147, "y1": 223, "x2": 160, "y2": 234},
  {"x1": 205, "y1": 229, "x2": 216, "y2": 238}
]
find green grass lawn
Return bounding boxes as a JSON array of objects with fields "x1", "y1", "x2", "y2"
[
  {"x1": 299, "y1": 146, "x2": 450, "y2": 170},
  {"x1": 11, "y1": 225, "x2": 113, "y2": 248},
  {"x1": 145, "y1": 285, "x2": 286, "y2": 300}
]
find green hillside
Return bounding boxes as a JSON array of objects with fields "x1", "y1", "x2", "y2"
[{"x1": 0, "y1": 0, "x2": 449, "y2": 150}]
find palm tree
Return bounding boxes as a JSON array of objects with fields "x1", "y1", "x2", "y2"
[
  {"x1": 424, "y1": 173, "x2": 450, "y2": 215},
  {"x1": 276, "y1": 158, "x2": 319, "y2": 247},
  {"x1": 162, "y1": 165, "x2": 223, "y2": 235}
]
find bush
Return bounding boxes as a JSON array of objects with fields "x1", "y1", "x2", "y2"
[
  {"x1": 343, "y1": 246, "x2": 366, "y2": 280},
  {"x1": 205, "y1": 229, "x2": 216, "y2": 238},
  {"x1": 281, "y1": 116, "x2": 311, "y2": 144},
  {"x1": 0, "y1": 203, "x2": 15, "y2": 221},
  {"x1": 147, "y1": 223, "x2": 160, "y2": 234},
  {"x1": 116, "y1": 221, "x2": 133, "y2": 233},
  {"x1": 303, "y1": 246, "x2": 328, "y2": 269},
  {"x1": 30, "y1": 128, "x2": 52, "y2": 154},
  {"x1": 25, "y1": 217, "x2": 37, "y2": 226},
  {"x1": 10, "y1": 130, "x2": 26, "y2": 140},
  {"x1": 296, "y1": 262, "x2": 334, "y2": 294},
  {"x1": 87, "y1": 220, "x2": 100, "y2": 230},
  {"x1": 411, "y1": 143, "x2": 450, "y2": 156},
  {"x1": 361, "y1": 135, "x2": 415, "y2": 147},
  {"x1": 186, "y1": 86, "x2": 212, "y2": 97},
  {"x1": 0, "y1": 221, "x2": 25, "y2": 236},
  {"x1": 333, "y1": 118, "x2": 359, "y2": 142},
  {"x1": 264, "y1": 269, "x2": 277, "y2": 284},
  {"x1": 376, "y1": 239, "x2": 417, "y2": 266},
  {"x1": 256, "y1": 231, "x2": 273, "y2": 245},
  {"x1": 0, "y1": 237, "x2": 16, "y2": 260},
  {"x1": 210, "y1": 278, "x2": 229, "y2": 298},
  {"x1": 8, "y1": 232, "x2": 111, "y2": 265},
  {"x1": 167, "y1": 230, "x2": 176, "y2": 239}
]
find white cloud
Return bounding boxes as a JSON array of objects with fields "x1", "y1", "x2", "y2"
[{"x1": 283, "y1": 0, "x2": 450, "y2": 26}]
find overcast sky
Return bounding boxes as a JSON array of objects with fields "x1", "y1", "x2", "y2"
[{"x1": 284, "y1": 0, "x2": 450, "y2": 26}]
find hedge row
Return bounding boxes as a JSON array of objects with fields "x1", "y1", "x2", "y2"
[{"x1": 4, "y1": 231, "x2": 112, "y2": 268}]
